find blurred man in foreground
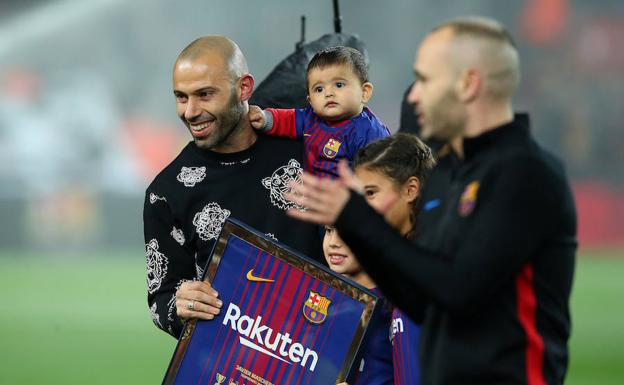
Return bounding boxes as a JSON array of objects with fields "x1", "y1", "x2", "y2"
[{"x1": 287, "y1": 17, "x2": 577, "y2": 385}]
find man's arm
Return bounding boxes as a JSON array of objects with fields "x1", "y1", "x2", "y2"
[
  {"x1": 335, "y1": 155, "x2": 565, "y2": 318},
  {"x1": 143, "y1": 189, "x2": 221, "y2": 338}
]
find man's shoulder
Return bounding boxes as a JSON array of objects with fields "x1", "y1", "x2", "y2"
[
  {"x1": 257, "y1": 134, "x2": 305, "y2": 157},
  {"x1": 498, "y1": 136, "x2": 566, "y2": 177},
  {"x1": 485, "y1": 140, "x2": 570, "y2": 198},
  {"x1": 489, "y1": 115, "x2": 564, "y2": 174},
  {"x1": 146, "y1": 142, "x2": 196, "y2": 189}
]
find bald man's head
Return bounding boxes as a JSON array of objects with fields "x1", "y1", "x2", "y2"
[
  {"x1": 176, "y1": 35, "x2": 249, "y2": 81},
  {"x1": 172, "y1": 36, "x2": 257, "y2": 153},
  {"x1": 432, "y1": 17, "x2": 520, "y2": 101}
]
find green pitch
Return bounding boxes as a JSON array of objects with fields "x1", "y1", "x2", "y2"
[
  {"x1": 566, "y1": 251, "x2": 624, "y2": 385},
  {"x1": 0, "y1": 249, "x2": 622, "y2": 384},
  {"x1": 0, "y1": 250, "x2": 176, "y2": 385}
]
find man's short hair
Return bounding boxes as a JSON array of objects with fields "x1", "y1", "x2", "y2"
[
  {"x1": 177, "y1": 36, "x2": 248, "y2": 81},
  {"x1": 306, "y1": 46, "x2": 369, "y2": 87},
  {"x1": 434, "y1": 16, "x2": 520, "y2": 100},
  {"x1": 433, "y1": 16, "x2": 517, "y2": 49}
]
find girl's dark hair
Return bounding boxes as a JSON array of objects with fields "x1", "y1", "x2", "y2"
[{"x1": 353, "y1": 133, "x2": 436, "y2": 240}]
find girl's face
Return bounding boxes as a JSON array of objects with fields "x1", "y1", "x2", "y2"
[
  {"x1": 323, "y1": 225, "x2": 362, "y2": 277},
  {"x1": 355, "y1": 167, "x2": 418, "y2": 235}
]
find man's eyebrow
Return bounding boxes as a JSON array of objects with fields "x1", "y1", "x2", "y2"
[
  {"x1": 194, "y1": 86, "x2": 218, "y2": 94},
  {"x1": 414, "y1": 69, "x2": 427, "y2": 81}
]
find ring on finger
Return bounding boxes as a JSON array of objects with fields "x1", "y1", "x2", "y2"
[{"x1": 186, "y1": 299, "x2": 194, "y2": 311}]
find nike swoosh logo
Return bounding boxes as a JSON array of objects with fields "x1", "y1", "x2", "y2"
[{"x1": 246, "y1": 269, "x2": 275, "y2": 283}]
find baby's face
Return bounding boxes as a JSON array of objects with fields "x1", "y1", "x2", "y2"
[{"x1": 307, "y1": 64, "x2": 372, "y2": 122}]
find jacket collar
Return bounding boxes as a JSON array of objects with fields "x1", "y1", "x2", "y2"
[{"x1": 462, "y1": 113, "x2": 530, "y2": 161}]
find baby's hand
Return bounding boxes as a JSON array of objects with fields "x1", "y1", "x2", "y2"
[{"x1": 249, "y1": 105, "x2": 266, "y2": 130}]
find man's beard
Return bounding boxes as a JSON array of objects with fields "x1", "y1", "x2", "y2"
[
  {"x1": 428, "y1": 89, "x2": 466, "y2": 142},
  {"x1": 195, "y1": 90, "x2": 245, "y2": 151}
]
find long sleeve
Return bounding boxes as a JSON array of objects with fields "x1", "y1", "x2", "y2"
[
  {"x1": 265, "y1": 108, "x2": 299, "y2": 139},
  {"x1": 335, "y1": 154, "x2": 570, "y2": 320},
  {"x1": 143, "y1": 189, "x2": 197, "y2": 338}
]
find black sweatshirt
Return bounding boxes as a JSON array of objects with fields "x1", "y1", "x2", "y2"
[
  {"x1": 335, "y1": 114, "x2": 577, "y2": 385},
  {"x1": 144, "y1": 135, "x2": 322, "y2": 338}
]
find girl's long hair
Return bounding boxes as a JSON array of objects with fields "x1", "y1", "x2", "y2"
[{"x1": 353, "y1": 133, "x2": 436, "y2": 240}]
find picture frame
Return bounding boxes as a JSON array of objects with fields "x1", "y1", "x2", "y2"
[{"x1": 162, "y1": 218, "x2": 381, "y2": 385}]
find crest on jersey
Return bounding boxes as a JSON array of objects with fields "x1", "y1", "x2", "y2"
[
  {"x1": 262, "y1": 159, "x2": 305, "y2": 211},
  {"x1": 177, "y1": 166, "x2": 206, "y2": 187},
  {"x1": 458, "y1": 181, "x2": 480, "y2": 217},
  {"x1": 193, "y1": 202, "x2": 231, "y2": 241},
  {"x1": 322, "y1": 138, "x2": 342, "y2": 159},
  {"x1": 302, "y1": 291, "x2": 331, "y2": 324}
]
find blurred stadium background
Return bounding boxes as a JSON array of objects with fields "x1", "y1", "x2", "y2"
[{"x1": 0, "y1": 0, "x2": 622, "y2": 384}]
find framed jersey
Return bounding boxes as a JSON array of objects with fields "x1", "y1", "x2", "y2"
[{"x1": 161, "y1": 218, "x2": 381, "y2": 385}]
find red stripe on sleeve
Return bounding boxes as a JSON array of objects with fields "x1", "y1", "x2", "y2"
[
  {"x1": 516, "y1": 263, "x2": 547, "y2": 385},
  {"x1": 266, "y1": 108, "x2": 298, "y2": 139}
]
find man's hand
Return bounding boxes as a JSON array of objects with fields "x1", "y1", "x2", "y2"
[
  {"x1": 286, "y1": 161, "x2": 358, "y2": 225},
  {"x1": 176, "y1": 281, "x2": 222, "y2": 321},
  {"x1": 249, "y1": 105, "x2": 267, "y2": 130}
]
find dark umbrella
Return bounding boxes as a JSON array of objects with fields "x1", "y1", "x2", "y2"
[
  {"x1": 249, "y1": 33, "x2": 368, "y2": 109},
  {"x1": 249, "y1": 0, "x2": 367, "y2": 109}
]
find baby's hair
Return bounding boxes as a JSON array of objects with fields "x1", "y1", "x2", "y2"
[
  {"x1": 354, "y1": 133, "x2": 436, "y2": 240},
  {"x1": 306, "y1": 46, "x2": 368, "y2": 88}
]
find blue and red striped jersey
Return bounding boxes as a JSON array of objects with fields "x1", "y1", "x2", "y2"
[
  {"x1": 390, "y1": 308, "x2": 421, "y2": 385},
  {"x1": 170, "y1": 234, "x2": 376, "y2": 385},
  {"x1": 266, "y1": 107, "x2": 390, "y2": 178}
]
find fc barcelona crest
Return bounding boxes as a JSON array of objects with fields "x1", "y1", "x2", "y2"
[
  {"x1": 303, "y1": 291, "x2": 331, "y2": 324},
  {"x1": 323, "y1": 138, "x2": 342, "y2": 159},
  {"x1": 458, "y1": 181, "x2": 480, "y2": 217}
]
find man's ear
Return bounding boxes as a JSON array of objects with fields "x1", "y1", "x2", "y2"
[
  {"x1": 457, "y1": 68, "x2": 480, "y2": 103},
  {"x1": 361, "y1": 82, "x2": 374, "y2": 103},
  {"x1": 403, "y1": 176, "x2": 421, "y2": 204},
  {"x1": 238, "y1": 74, "x2": 255, "y2": 101}
]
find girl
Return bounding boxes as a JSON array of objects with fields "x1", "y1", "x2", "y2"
[
  {"x1": 324, "y1": 224, "x2": 393, "y2": 385},
  {"x1": 352, "y1": 133, "x2": 435, "y2": 385}
]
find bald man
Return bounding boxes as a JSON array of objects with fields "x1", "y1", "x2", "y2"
[
  {"x1": 286, "y1": 17, "x2": 577, "y2": 384},
  {"x1": 143, "y1": 36, "x2": 321, "y2": 338}
]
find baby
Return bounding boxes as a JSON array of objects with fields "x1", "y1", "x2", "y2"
[{"x1": 249, "y1": 46, "x2": 390, "y2": 178}]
